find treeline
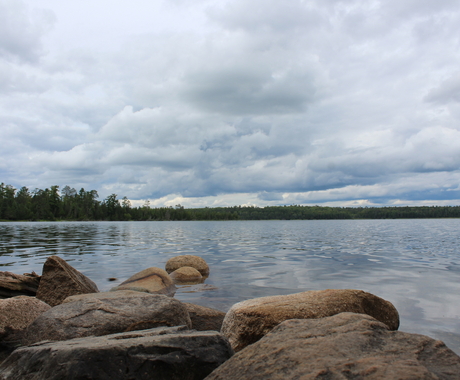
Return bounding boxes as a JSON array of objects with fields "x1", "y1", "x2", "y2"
[{"x1": 1, "y1": 183, "x2": 460, "y2": 221}]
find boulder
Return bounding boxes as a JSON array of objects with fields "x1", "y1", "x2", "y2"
[
  {"x1": 0, "y1": 296, "x2": 50, "y2": 339},
  {"x1": 0, "y1": 271, "x2": 40, "y2": 298},
  {"x1": 221, "y1": 289, "x2": 399, "y2": 351},
  {"x1": 0, "y1": 326, "x2": 234, "y2": 380},
  {"x1": 166, "y1": 255, "x2": 209, "y2": 276},
  {"x1": 110, "y1": 267, "x2": 176, "y2": 296},
  {"x1": 35, "y1": 256, "x2": 98, "y2": 306},
  {"x1": 170, "y1": 266, "x2": 203, "y2": 284},
  {"x1": 206, "y1": 313, "x2": 460, "y2": 380},
  {"x1": 0, "y1": 296, "x2": 51, "y2": 363},
  {"x1": 183, "y1": 302, "x2": 226, "y2": 331},
  {"x1": 23, "y1": 290, "x2": 192, "y2": 345}
]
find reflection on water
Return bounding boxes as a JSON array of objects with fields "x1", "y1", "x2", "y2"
[{"x1": 1, "y1": 219, "x2": 460, "y2": 354}]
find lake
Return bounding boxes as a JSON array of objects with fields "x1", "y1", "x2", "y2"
[{"x1": 1, "y1": 219, "x2": 459, "y2": 354}]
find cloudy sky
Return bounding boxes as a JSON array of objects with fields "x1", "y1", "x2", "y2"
[{"x1": 1, "y1": 0, "x2": 460, "y2": 207}]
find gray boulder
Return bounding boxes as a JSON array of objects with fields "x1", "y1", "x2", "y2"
[
  {"x1": 23, "y1": 290, "x2": 191, "y2": 345},
  {"x1": 206, "y1": 312, "x2": 460, "y2": 380},
  {"x1": 0, "y1": 326, "x2": 234, "y2": 380},
  {"x1": 36, "y1": 255, "x2": 98, "y2": 306},
  {"x1": 222, "y1": 288, "x2": 399, "y2": 351}
]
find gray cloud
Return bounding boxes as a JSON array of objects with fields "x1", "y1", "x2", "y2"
[{"x1": 1, "y1": 0, "x2": 460, "y2": 206}]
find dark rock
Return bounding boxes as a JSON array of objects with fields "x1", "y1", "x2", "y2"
[
  {"x1": 166, "y1": 255, "x2": 210, "y2": 276},
  {"x1": 0, "y1": 272, "x2": 40, "y2": 298},
  {"x1": 111, "y1": 267, "x2": 176, "y2": 296},
  {"x1": 23, "y1": 290, "x2": 191, "y2": 345},
  {"x1": 207, "y1": 312, "x2": 460, "y2": 380},
  {"x1": 222, "y1": 289, "x2": 399, "y2": 351},
  {"x1": 35, "y1": 255, "x2": 98, "y2": 306},
  {"x1": 183, "y1": 303, "x2": 225, "y2": 331},
  {"x1": 0, "y1": 326, "x2": 234, "y2": 380}
]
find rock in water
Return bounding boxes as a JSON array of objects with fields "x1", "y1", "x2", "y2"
[
  {"x1": 165, "y1": 255, "x2": 210, "y2": 276},
  {"x1": 23, "y1": 291, "x2": 191, "y2": 345},
  {"x1": 207, "y1": 313, "x2": 460, "y2": 380},
  {"x1": 110, "y1": 267, "x2": 176, "y2": 296},
  {"x1": 0, "y1": 326, "x2": 234, "y2": 380},
  {"x1": 35, "y1": 255, "x2": 98, "y2": 306},
  {"x1": 221, "y1": 289, "x2": 399, "y2": 351},
  {"x1": 183, "y1": 302, "x2": 226, "y2": 331},
  {"x1": 170, "y1": 266, "x2": 203, "y2": 284}
]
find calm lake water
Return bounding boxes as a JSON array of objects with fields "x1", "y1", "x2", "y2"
[{"x1": 1, "y1": 219, "x2": 459, "y2": 354}]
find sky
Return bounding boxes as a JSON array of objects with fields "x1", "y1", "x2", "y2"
[{"x1": 1, "y1": 0, "x2": 460, "y2": 208}]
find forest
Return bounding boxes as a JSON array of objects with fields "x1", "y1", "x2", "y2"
[{"x1": 1, "y1": 183, "x2": 460, "y2": 221}]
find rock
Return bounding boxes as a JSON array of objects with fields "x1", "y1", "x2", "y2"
[
  {"x1": 183, "y1": 303, "x2": 225, "y2": 331},
  {"x1": 206, "y1": 313, "x2": 460, "y2": 380},
  {"x1": 166, "y1": 255, "x2": 209, "y2": 276},
  {"x1": 0, "y1": 271, "x2": 40, "y2": 298},
  {"x1": 221, "y1": 289, "x2": 399, "y2": 351},
  {"x1": 110, "y1": 267, "x2": 176, "y2": 296},
  {"x1": 170, "y1": 266, "x2": 203, "y2": 284},
  {"x1": 35, "y1": 256, "x2": 98, "y2": 307},
  {"x1": 23, "y1": 290, "x2": 192, "y2": 345},
  {"x1": 0, "y1": 296, "x2": 51, "y2": 363},
  {"x1": 0, "y1": 296, "x2": 50, "y2": 339},
  {"x1": 0, "y1": 326, "x2": 234, "y2": 380}
]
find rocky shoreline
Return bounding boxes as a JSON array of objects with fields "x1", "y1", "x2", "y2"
[{"x1": 1, "y1": 255, "x2": 459, "y2": 379}]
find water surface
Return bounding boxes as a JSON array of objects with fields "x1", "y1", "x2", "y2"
[{"x1": 1, "y1": 219, "x2": 459, "y2": 354}]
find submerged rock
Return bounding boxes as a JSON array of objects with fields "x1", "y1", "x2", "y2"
[
  {"x1": 166, "y1": 255, "x2": 209, "y2": 277},
  {"x1": 23, "y1": 291, "x2": 191, "y2": 345},
  {"x1": 110, "y1": 267, "x2": 176, "y2": 296},
  {"x1": 35, "y1": 256, "x2": 98, "y2": 306},
  {"x1": 221, "y1": 289, "x2": 399, "y2": 351},
  {"x1": 0, "y1": 326, "x2": 234, "y2": 380},
  {"x1": 207, "y1": 313, "x2": 460, "y2": 380}
]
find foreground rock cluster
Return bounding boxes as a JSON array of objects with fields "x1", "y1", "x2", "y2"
[{"x1": 1, "y1": 254, "x2": 460, "y2": 379}]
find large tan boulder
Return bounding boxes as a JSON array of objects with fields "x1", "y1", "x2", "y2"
[
  {"x1": 207, "y1": 313, "x2": 460, "y2": 380},
  {"x1": 35, "y1": 256, "x2": 98, "y2": 306},
  {"x1": 170, "y1": 266, "x2": 203, "y2": 284},
  {"x1": 221, "y1": 289, "x2": 399, "y2": 351},
  {"x1": 23, "y1": 291, "x2": 191, "y2": 345},
  {"x1": 110, "y1": 267, "x2": 176, "y2": 296},
  {"x1": 0, "y1": 296, "x2": 50, "y2": 342},
  {"x1": 165, "y1": 255, "x2": 209, "y2": 276}
]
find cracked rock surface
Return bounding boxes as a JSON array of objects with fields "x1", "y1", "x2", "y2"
[
  {"x1": 23, "y1": 290, "x2": 191, "y2": 345},
  {"x1": 0, "y1": 326, "x2": 233, "y2": 380}
]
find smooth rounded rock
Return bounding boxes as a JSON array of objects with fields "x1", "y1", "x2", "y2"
[
  {"x1": 23, "y1": 290, "x2": 191, "y2": 345},
  {"x1": 165, "y1": 255, "x2": 209, "y2": 276},
  {"x1": 221, "y1": 289, "x2": 400, "y2": 352},
  {"x1": 207, "y1": 313, "x2": 460, "y2": 380},
  {"x1": 110, "y1": 267, "x2": 176, "y2": 296},
  {"x1": 170, "y1": 266, "x2": 203, "y2": 284}
]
